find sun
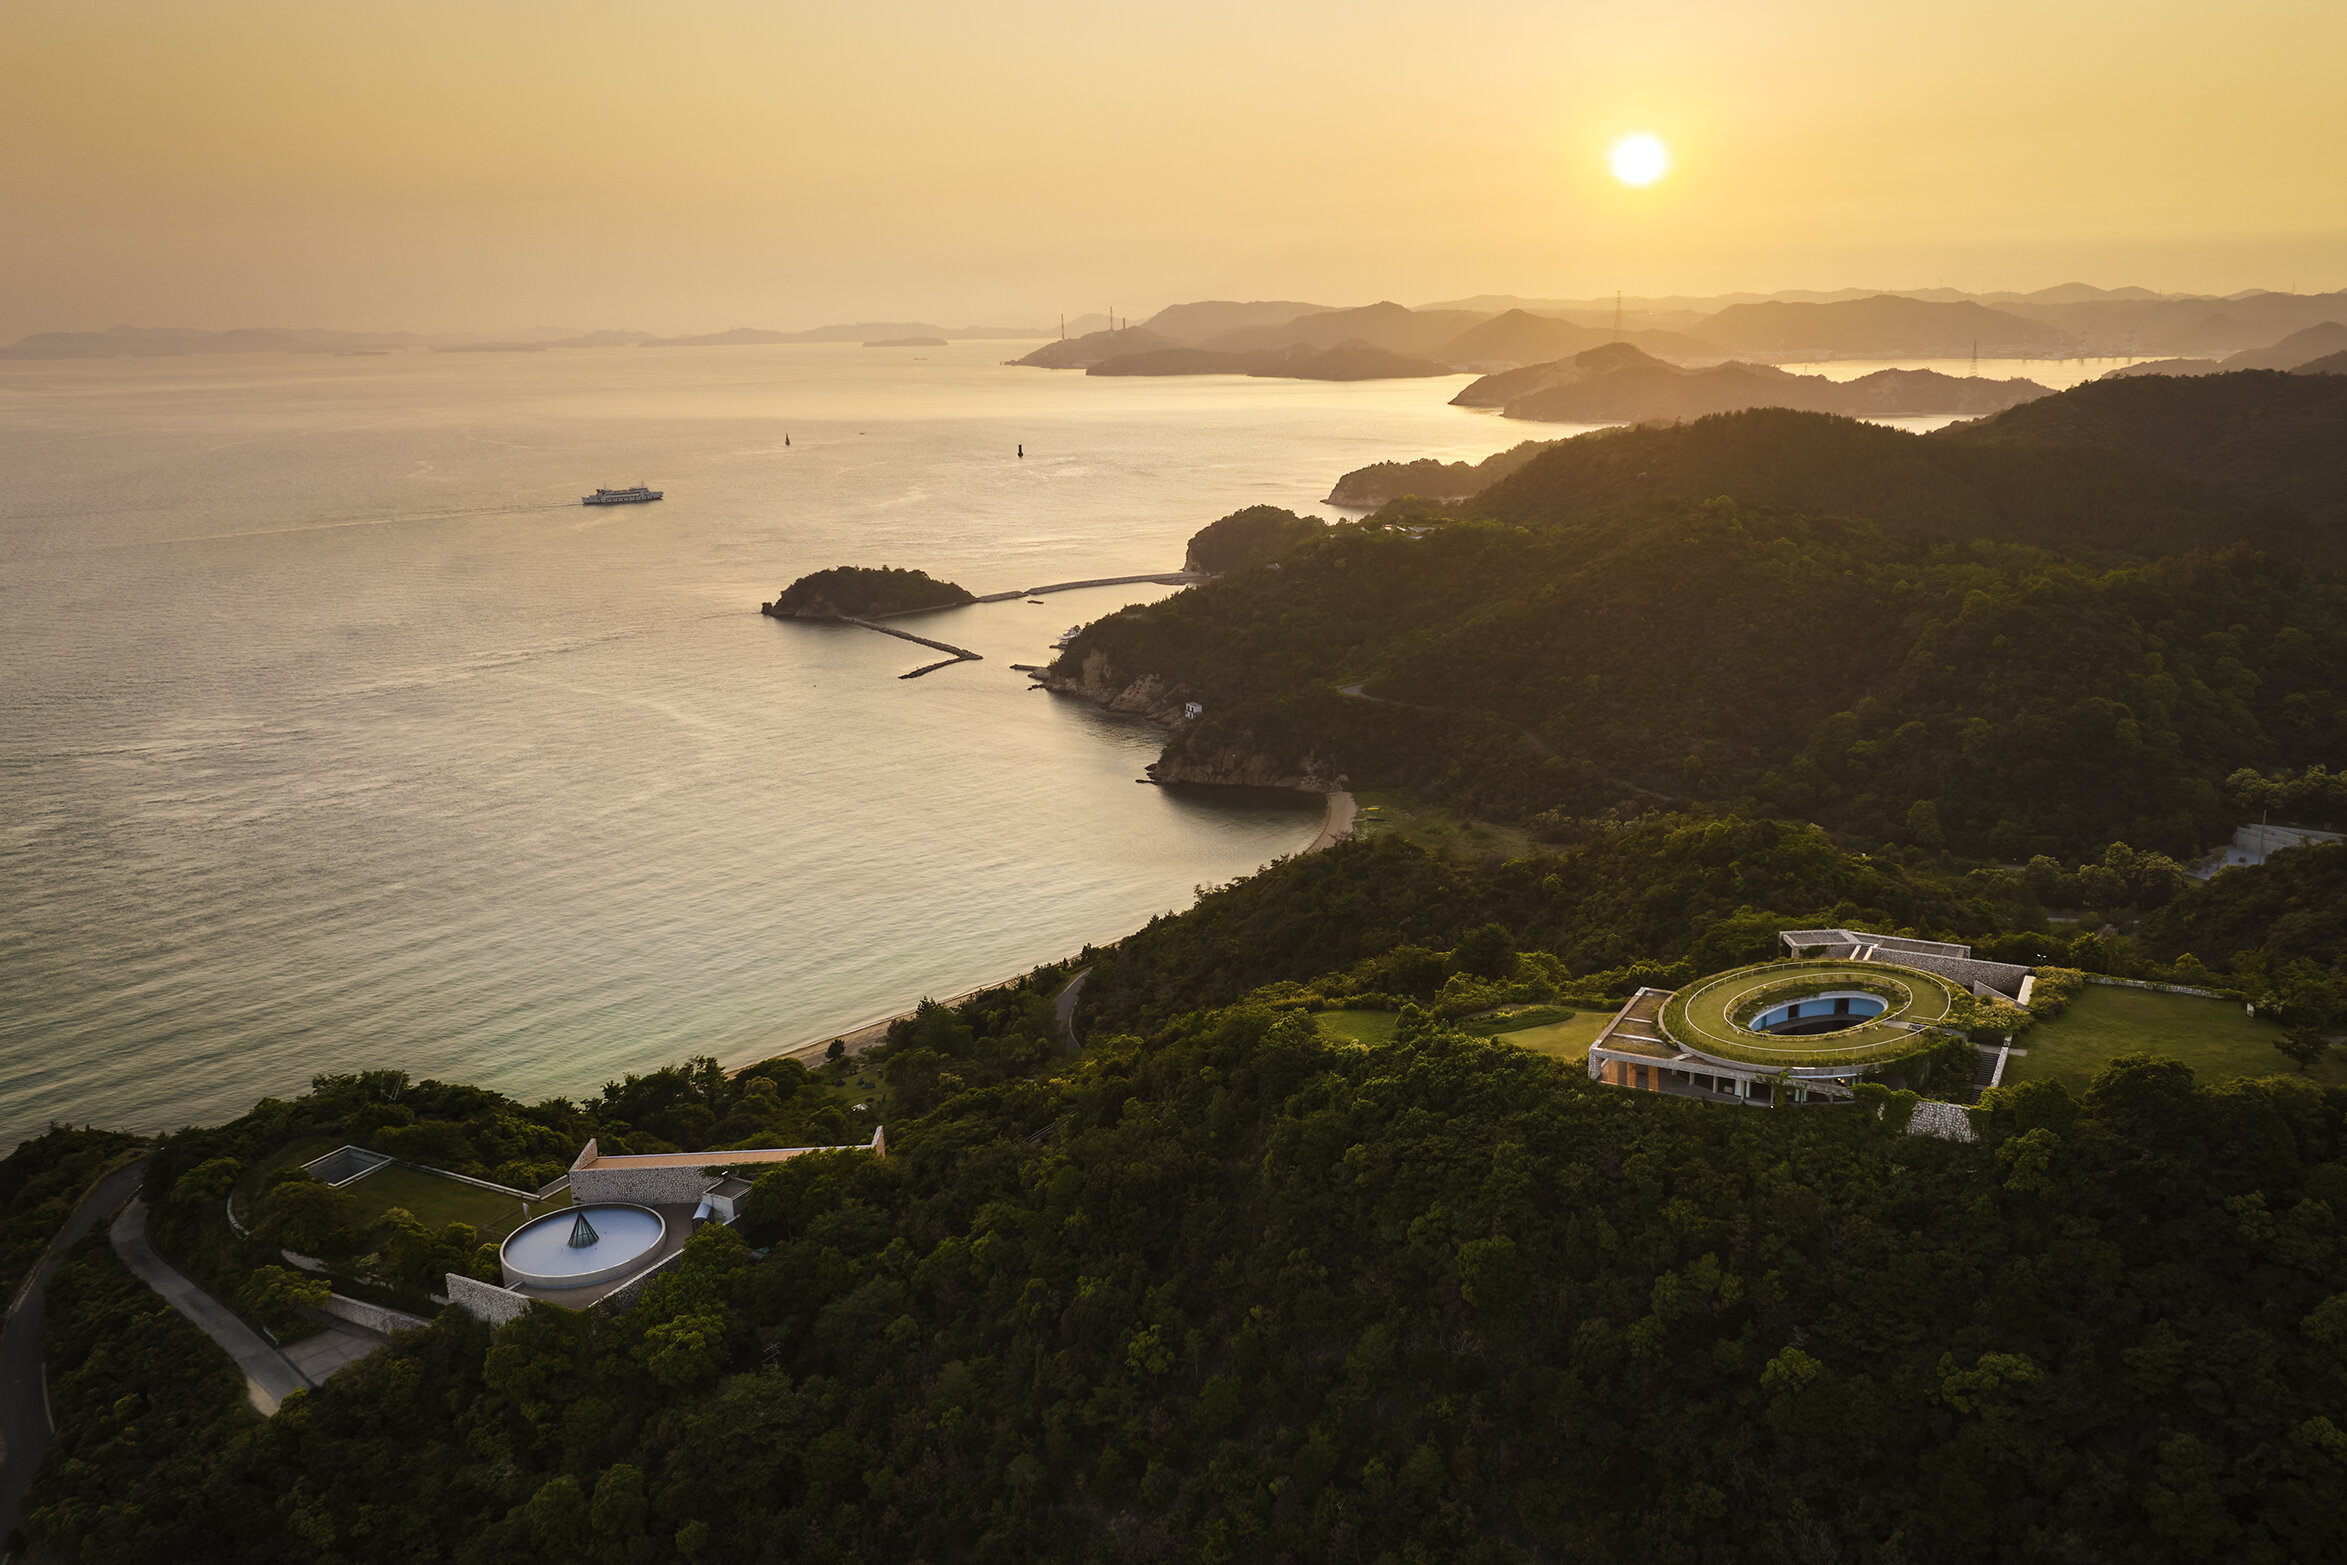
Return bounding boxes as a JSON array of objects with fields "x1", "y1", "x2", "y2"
[{"x1": 1609, "y1": 133, "x2": 1670, "y2": 188}]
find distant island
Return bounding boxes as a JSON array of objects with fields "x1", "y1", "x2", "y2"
[
  {"x1": 1010, "y1": 327, "x2": 1182, "y2": 369},
  {"x1": 761, "y1": 566, "x2": 975, "y2": 619},
  {"x1": 1456, "y1": 344, "x2": 2050, "y2": 423},
  {"x1": 863, "y1": 336, "x2": 947, "y2": 348},
  {"x1": 1089, "y1": 340, "x2": 1453, "y2": 382}
]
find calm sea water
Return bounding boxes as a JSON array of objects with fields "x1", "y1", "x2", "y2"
[
  {"x1": 1, "y1": 343, "x2": 1554, "y2": 1145},
  {"x1": 0, "y1": 342, "x2": 2129, "y2": 1145}
]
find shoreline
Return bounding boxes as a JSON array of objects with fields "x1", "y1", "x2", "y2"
[
  {"x1": 743, "y1": 787, "x2": 1356, "y2": 1071},
  {"x1": 1304, "y1": 789, "x2": 1357, "y2": 854}
]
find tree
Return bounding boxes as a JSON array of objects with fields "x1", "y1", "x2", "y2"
[
  {"x1": 2276, "y1": 1026, "x2": 2331, "y2": 1073},
  {"x1": 236, "y1": 1264, "x2": 330, "y2": 1333},
  {"x1": 257, "y1": 1173, "x2": 356, "y2": 1257},
  {"x1": 1452, "y1": 923, "x2": 1519, "y2": 981},
  {"x1": 826, "y1": 1038, "x2": 846, "y2": 1063}
]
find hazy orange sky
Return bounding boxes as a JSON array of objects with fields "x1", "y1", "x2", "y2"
[{"x1": 5, "y1": 0, "x2": 2343, "y2": 337}]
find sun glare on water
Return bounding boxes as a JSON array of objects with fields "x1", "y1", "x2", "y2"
[{"x1": 1609, "y1": 133, "x2": 1670, "y2": 188}]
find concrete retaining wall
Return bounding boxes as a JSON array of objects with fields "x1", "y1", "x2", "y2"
[
  {"x1": 445, "y1": 1273, "x2": 533, "y2": 1326},
  {"x1": 323, "y1": 1292, "x2": 434, "y2": 1335}
]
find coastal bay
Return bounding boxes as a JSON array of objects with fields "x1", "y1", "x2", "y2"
[{"x1": 0, "y1": 342, "x2": 1520, "y2": 1145}]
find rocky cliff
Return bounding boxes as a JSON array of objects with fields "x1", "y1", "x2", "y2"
[{"x1": 1034, "y1": 650, "x2": 1341, "y2": 792}]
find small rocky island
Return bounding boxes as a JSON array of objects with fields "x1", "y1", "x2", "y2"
[{"x1": 762, "y1": 566, "x2": 975, "y2": 620}]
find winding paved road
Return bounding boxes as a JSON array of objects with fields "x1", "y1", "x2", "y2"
[
  {"x1": 110, "y1": 1199, "x2": 309, "y2": 1415},
  {"x1": 1055, "y1": 968, "x2": 1091, "y2": 1049},
  {"x1": 0, "y1": 1161, "x2": 146, "y2": 1545}
]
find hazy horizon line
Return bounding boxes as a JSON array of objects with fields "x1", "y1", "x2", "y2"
[{"x1": 12, "y1": 277, "x2": 2347, "y2": 348}]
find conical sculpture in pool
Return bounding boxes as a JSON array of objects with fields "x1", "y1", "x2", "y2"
[{"x1": 567, "y1": 1211, "x2": 601, "y2": 1249}]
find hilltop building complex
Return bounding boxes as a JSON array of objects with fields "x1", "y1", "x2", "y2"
[
  {"x1": 446, "y1": 1128, "x2": 885, "y2": 1324},
  {"x1": 1587, "y1": 928, "x2": 2029, "y2": 1108}
]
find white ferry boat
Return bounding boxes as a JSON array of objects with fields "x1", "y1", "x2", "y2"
[{"x1": 581, "y1": 485, "x2": 664, "y2": 506}]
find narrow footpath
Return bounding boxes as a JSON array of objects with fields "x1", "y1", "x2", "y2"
[
  {"x1": 110, "y1": 1199, "x2": 309, "y2": 1415},
  {"x1": 0, "y1": 1162, "x2": 146, "y2": 1545}
]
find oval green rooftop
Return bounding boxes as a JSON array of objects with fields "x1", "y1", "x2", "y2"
[{"x1": 1659, "y1": 957, "x2": 1968, "y2": 1068}]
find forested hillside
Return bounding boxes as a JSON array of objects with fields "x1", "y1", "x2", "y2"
[
  {"x1": 24, "y1": 814, "x2": 2347, "y2": 1562},
  {"x1": 1052, "y1": 379, "x2": 2347, "y2": 857},
  {"x1": 28, "y1": 937, "x2": 2347, "y2": 1562},
  {"x1": 1940, "y1": 370, "x2": 2347, "y2": 533}
]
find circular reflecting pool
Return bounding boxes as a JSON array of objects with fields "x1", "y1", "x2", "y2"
[{"x1": 500, "y1": 1203, "x2": 666, "y2": 1289}]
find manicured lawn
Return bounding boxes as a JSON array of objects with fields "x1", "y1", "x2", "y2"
[
  {"x1": 1314, "y1": 1005, "x2": 1610, "y2": 1063},
  {"x1": 2005, "y1": 984, "x2": 2337, "y2": 1096},
  {"x1": 1499, "y1": 1011, "x2": 1613, "y2": 1062},
  {"x1": 1316, "y1": 1010, "x2": 1401, "y2": 1046},
  {"x1": 339, "y1": 1164, "x2": 546, "y2": 1243},
  {"x1": 1352, "y1": 789, "x2": 1536, "y2": 861}
]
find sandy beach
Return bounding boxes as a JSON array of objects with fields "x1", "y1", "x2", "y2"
[{"x1": 1303, "y1": 790, "x2": 1358, "y2": 854}]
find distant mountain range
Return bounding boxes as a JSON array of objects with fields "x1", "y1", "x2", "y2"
[
  {"x1": 2097, "y1": 321, "x2": 2347, "y2": 379},
  {"x1": 11, "y1": 287, "x2": 2343, "y2": 367},
  {"x1": 1065, "y1": 290, "x2": 2347, "y2": 369},
  {"x1": 1692, "y1": 296, "x2": 2069, "y2": 357},
  {"x1": 1088, "y1": 341, "x2": 1455, "y2": 381}
]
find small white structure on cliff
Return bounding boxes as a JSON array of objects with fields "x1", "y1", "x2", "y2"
[{"x1": 445, "y1": 1126, "x2": 886, "y2": 1326}]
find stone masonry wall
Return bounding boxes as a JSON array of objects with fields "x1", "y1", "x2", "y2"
[
  {"x1": 569, "y1": 1165, "x2": 720, "y2": 1207},
  {"x1": 446, "y1": 1273, "x2": 533, "y2": 1326}
]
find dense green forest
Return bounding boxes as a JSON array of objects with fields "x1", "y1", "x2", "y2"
[
  {"x1": 2138, "y1": 840, "x2": 2347, "y2": 1026},
  {"x1": 1325, "y1": 441, "x2": 1559, "y2": 508},
  {"x1": 1054, "y1": 379, "x2": 2347, "y2": 857},
  {"x1": 1939, "y1": 370, "x2": 2347, "y2": 535},
  {"x1": 23, "y1": 829, "x2": 2347, "y2": 1562},
  {"x1": 0, "y1": 1125, "x2": 143, "y2": 1302},
  {"x1": 763, "y1": 567, "x2": 975, "y2": 619},
  {"x1": 26, "y1": 962, "x2": 2347, "y2": 1559},
  {"x1": 1184, "y1": 507, "x2": 1329, "y2": 574}
]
